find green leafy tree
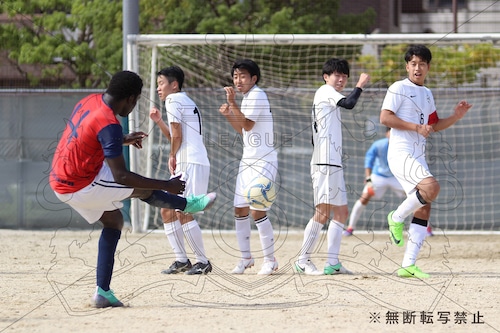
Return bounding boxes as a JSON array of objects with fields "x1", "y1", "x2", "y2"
[
  {"x1": 0, "y1": 0, "x2": 375, "y2": 88},
  {"x1": 143, "y1": 0, "x2": 375, "y2": 34},
  {"x1": 0, "y1": 0, "x2": 123, "y2": 88}
]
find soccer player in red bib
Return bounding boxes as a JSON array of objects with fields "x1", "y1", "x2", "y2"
[
  {"x1": 50, "y1": 70, "x2": 216, "y2": 307},
  {"x1": 381, "y1": 45, "x2": 472, "y2": 278}
]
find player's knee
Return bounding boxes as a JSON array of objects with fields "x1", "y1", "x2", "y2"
[
  {"x1": 337, "y1": 211, "x2": 349, "y2": 223},
  {"x1": 161, "y1": 208, "x2": 176, "y2": 222},
  {"x1": 418, "y1": 178, "x2": 440, "y2": 202},
  {"x1": 100, "y1": 210, "x2": 124, "y2": 230},
  {"x1": 235, "y1": 205, "x2": 250, "y2": 217},
  {"x1": 426, "y1": 182, "x2": 440, "y2": 201}
]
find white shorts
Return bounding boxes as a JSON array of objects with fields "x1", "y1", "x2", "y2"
[
  {"x1": 173, "y1": 163, "x2": 210, "y2": 197},
  {"x1": 234, "y1": 159, "x2": 278, "y2": 211},
  {"x1": 311, "y1": 164, "x2": 347, "y2": 206},
  {"x1": 54, "y1": 163, "x2": 134, "y2": 224},
  {"x1": 388, "y1": 152, "x2": 433, "y2": 195},
  {"x1": 367, "y1": 173, "x2": 405, "y2": 199}
]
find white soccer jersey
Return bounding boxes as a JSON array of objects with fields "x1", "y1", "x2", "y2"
[
  {"x1": 382, "y1": 78, "x2": 437, "y2": 159},
  {"x1": 240, "y1": 85, "x2": 277, "y2": 161},
  {"x1": 164, "y1": 92, "x2": 210, "y2": 166},
  {"x1": 311, "y1": 84, "x2": 346, "y2": 166}
]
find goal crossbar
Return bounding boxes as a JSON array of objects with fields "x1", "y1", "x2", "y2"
[{"x1": 128, "y1": 33, "x2": 500, "y2": 47}]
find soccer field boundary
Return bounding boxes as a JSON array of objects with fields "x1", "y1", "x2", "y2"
[{"x1": 148, "y1": 229, "x2": 500, "y2": 236}]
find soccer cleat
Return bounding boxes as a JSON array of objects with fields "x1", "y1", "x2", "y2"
[
  {"x1": 161, "y1": 259, "x2": 192, "y2": 274},
  {"x1": 343, "y1": 228, "x2": 353, "y2": 236},
  {"x1": 258, "y1": 258, "x2": 279, "y2": 275},
  {"x1": 183, "y1": 192, "x2": 217, "y2": 214},
  {"x1": 397, "y1": 265, "x2": 430, "y2": 279},
  {"x1": 388, "y1": 210, "x2": 404, "y2": 247},
  {"x1": 185, "y1": 261, "x2": 212, "y2": 275},
  {"x1": 294, "y1": 260, "x2": 323, "y2": 275},
  {"x1": 91, "y1": 287, "x2": 124, "y2": 308},
  {"x1": 324, "y1": 262, "x2": 353, "y2": 275},
  {"x1": 231, "y1": 257, "x2": 255, "y2": 274},
  {"x1": 426, "y1": 226, "x2": 434, "y2": 237}
]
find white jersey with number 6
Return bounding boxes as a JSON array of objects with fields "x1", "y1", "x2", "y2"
[{"x1": 382, "y1": 78, "x2": 437, "y2": 159}]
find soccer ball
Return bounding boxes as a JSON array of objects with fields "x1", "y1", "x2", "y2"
[{"x1": 245, "y1": 176, "x2": 277, "y2": 209}]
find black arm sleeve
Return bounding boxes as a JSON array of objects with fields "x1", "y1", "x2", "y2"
[{"x1": 337, "y1": 87, "x2": 363, "y2": 109}]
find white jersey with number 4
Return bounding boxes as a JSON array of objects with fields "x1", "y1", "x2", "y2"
[
  {"x1": 311, "y1": 84, "x2": 346, "y2": 166},
  {"x1": 164, "y1": 92, "x2": 209, "y2": 166}
]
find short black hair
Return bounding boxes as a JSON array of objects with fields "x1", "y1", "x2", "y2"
[
  {"x1": 157, "y1": 66, "x2": 185, "y2": 90},
  {"x1": 106, "y1": 71, "x2": 143, "y2": 100},
  {"x1": 231, "y1": 59, "x2": 261, "y2": 84},
  {"x1": 322, "y1": 58, "x2": 350, "y2": 77},
  {"x1": 405, "y1": 44, "x2": 432, "y2": 63}
]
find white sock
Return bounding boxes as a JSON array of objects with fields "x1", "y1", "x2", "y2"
[
  {"x1": 255, "y1": 216, "x2": 275, "y2": 261},
  {"x1": 235, "y1": 216, "x2": 252, "y2": 259},
  {"x1": 182, "y1": 220, "x2": 208, "y2": 264},
  {"x1": 402, "y1": 223, "x2": 428, "y2": 267},
  {"x1": 393, "y1": 192, "x2": 426, "y2": 222},
  {"x1": 164, "y1": 220, "x2": 188, "y2": 262},
  {"x1": 326, "y1": 220, "x2": 344, "y2": 266},
  {"x1": 298, "y1": 219, "x2": 324, "y2": 264},
  {"x1": 347, "y1": 200, "x2": 365, "y2": 230}
]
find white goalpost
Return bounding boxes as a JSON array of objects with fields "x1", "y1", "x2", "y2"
[{"x1": 127, "y1": 33, "x2": 500, "y2": 233}]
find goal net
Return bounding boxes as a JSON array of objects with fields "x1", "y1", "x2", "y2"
[{"x1": 127, "y1": 33, "x2": 500, "y2": 233}]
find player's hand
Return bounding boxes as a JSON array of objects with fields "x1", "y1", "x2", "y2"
[
  {"x1": 124, "y1": 132, "x2": 148, "y2": 149},
  {"x1": 165, "y1": 175, "x2": 185, "y2": 194},
  {"x1": 168, "y1": 155, "x2": 176, "y2": 175},
  {"x1": 416, "y1": 124, "x2": 434, "y2": 138},
  {"x1": 356, "y1": 73, "x2": 370, "y2": 89},
  {"x1": 224, "y1": 86, "x2": 236, "y2": 104},
  {"x1": 149, "y1": 107, "x2": 162, "y2": 123},
  {"x1": 454, "y1": 100, "x2": 472, "y2": 119},
  {"x1": 219, "y1": 103, "x2": 231, "y2": 116}
]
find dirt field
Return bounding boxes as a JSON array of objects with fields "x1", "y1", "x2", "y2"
[{"x1": 0, "y1": 228, "x2": 499, "y2": 333}]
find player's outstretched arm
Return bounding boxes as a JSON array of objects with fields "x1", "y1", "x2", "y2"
[
  {"x1": 433, "y1": 100, "x2": 472, "y2": 132},
  {"x1": 106, "y1": 155, "x2": 185, "y2": 194}
]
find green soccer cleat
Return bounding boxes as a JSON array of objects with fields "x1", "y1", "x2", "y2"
[
  {"x1": 388, "y1": 210, "x2": 404, "y2": 247},
  {"x1": 397, "y1": 265, "x2": 430, "y2": 279},
  {"x1": 324, "y1": 262, "x2": 353, "y2": 275},
  {"x1": 183, "y1": 192, "x2": 216, "y2": 214},
  {"x1": 91, "y1": 287, "x2": 124, "y2": 308}
]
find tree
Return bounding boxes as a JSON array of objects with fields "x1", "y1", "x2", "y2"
[
  {"x1": 0, "y1": 0, "x2": 375, "y2": 88},
  {"x1": 141, "y1": 0, "x2": 375, "y2": 35},
  {"x1": 0, "y1": 0, "x2": 123, "y2": 88}
]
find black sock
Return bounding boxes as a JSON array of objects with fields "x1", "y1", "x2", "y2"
[
  {"x1": 411, "y1": 216, "x2": 428, "y2": 227},
  {"x1": 141, "y1": 190, "x2": 187, "y2": 210},
  {"x1": 96, "y1": 228, "x2": 121, "y2": 290}
]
